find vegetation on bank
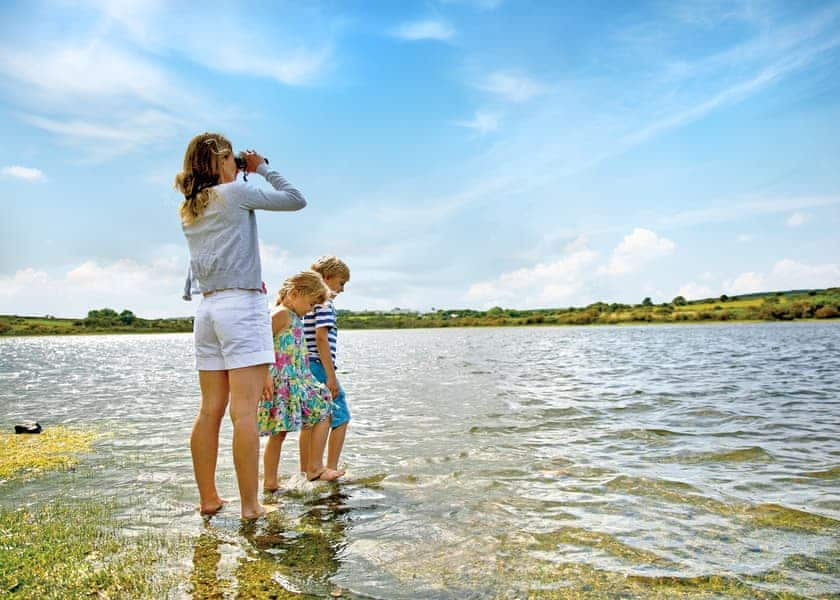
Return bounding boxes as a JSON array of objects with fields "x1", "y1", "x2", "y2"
[
  {"x1": 0, "y1": 500, "x2": 182, "y2": 598},
  {"x1": 0, "y1": 426, "x2": 98, "y2": 481},
  {"x1": 1, "y1": 288, "x2": 838, "y2": 336}
]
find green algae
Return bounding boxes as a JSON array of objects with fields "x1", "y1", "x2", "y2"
[{"x1": 0, "y1": 426, "x2": 99, "y2": 481}]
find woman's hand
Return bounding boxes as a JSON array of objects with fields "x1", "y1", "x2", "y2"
[{"x1": 243, "y1": 149, "x2": 266, "y2": 173}]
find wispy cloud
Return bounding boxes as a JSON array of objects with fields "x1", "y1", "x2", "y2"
[
  {"x1": 659, "y1": 196, "x2": 838, "y2": 228},
  {"x1": 786, "y1": 211, "x2": 810, "y2": 227},
  {"x1": 454, "y1": 110, "x2": 501, "y2": 134},
  {"x1": 438, "y1": 0, "x2": 502, "y2": 11},
  {"x1": 477, "y1": 71, "x2": 547, "y2": 102},
  {"x1": 392, "y1": 19, "x2": 456, "y2": 41},
  {"x1": 1, "y1": 166, "x2": 45, "y2": 182}
]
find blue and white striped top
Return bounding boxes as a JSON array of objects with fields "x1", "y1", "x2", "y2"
[{"x1": 303, "y1": 299, "x2": 338, "y2": 367}]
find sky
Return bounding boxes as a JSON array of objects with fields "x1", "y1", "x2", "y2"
[{"x1": 0, "y1": 0, "x2": 838, "y2": 318}]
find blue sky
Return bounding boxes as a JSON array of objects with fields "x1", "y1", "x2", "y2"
[{"x1": 0, "y1": 0, "x2": 838, "y2": 318}]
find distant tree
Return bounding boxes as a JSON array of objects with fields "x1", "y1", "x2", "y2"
[
  {"x1": 719, "y1": 294, "x2": 729, "y2": 302},
  {"x1": 672, "y1": 296, "x2": 687, "y2": 306},
  {"x1": 119, "y1": 309, "x2": 136, "y2": 325},
  {"x1": 642, "y1": 297, "x2": 653, "y2": 307}
]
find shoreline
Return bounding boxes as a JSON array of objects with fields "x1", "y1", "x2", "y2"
[{"x1": 1, "y1": 317, "x2": 837, "y2": 338}]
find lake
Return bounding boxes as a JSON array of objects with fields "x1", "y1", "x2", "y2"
[{"x1": 1, "y1": 322, "x2": 838, "y2": 598}]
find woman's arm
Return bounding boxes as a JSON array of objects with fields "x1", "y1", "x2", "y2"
[{"x1": 239, "y1": 162, "x2": 306, "y2": 212}]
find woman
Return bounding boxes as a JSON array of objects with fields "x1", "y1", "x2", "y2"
[{"x1": 175, "y1": 132, "x2": 306, "y2": 518}]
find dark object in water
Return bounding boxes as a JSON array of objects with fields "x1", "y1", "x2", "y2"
[{"x1": 14, "y1": 421, "x2": 42, "y2": 434}]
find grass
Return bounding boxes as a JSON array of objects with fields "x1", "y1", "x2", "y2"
[{"x1": 0, "y1": 500, "x2": 183, "y2": 599}]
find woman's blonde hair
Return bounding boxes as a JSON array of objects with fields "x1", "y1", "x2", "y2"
[
  {"x1": 174, "y1": 132, "x2": 232, "y2": 225},
  {"x1": 276, "y1": 271, "x2": 330, "y2": 306},
  {"x1": 310, "y1": 255, "x2": 350, "y2": 280}
]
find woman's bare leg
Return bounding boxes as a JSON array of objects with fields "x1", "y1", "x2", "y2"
[
  {"x1": 192, "y1": 370, "x2": 229, "y2": 514},
  {"x1": 229, "y1": 364, "x2": 272, "y2": 519}
]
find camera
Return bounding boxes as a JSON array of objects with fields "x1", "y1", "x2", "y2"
[{"x1": 234, "y1": 152, "x2": 269, "y2": 181}]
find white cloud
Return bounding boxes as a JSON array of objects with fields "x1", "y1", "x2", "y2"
[
  {"x1": 725, "y1": 259, "x2": 840, "y2": 295},
  {"x1": 478, "y1": 71, "x2": 548, "y2": 102},
  {"x1": 768, "y1": 258, "x2": 840, "y2": 289},
  {"x1": 454, "y1": 110, "x2": 501, "y2": 134},
  {"x1": 727, "y1": 271, "x2": 765, "y2": 295},
  {"x1": 737, "y1": 233, "x2": 755, "y2": 242},
  {"x1": 259, "y1": 241, "x2": 292, "y2": 292},
  {"x1": 1, "y1": 166, "x2": 45, "y2": 181},
  {"x1": 786, "y1": 211, "x2": 810, "y2": 227},
  {"x1": 392, "y1": 20, "x2": 456, "y2": 41},
  {"x1": 0, "y1": 252, "x2": 191, "y2": 318},
  {"x1": 467, "y1": 235, "x2": 599, "y2": 307},
  {"x1": 676, "y1": 281, "x2": 715, "y2": 300},
  {"x1": 599, "y1": 228, "x2": 675, "y2": 276}
]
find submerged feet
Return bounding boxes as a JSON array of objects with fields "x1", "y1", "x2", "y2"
[
  {"x1": 241, "y1": 503, "x2": 278, "y2": 520},
  {"x1": 307, "y1": 467, "x2": 345, "y2": 482},
  {"x1": 198, "y1": 497, "x2": 229, "y2": 516}
]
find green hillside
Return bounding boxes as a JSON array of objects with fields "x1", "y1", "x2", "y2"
[{"x1": 2, "y1": 287, "x2": 838, "y2": 336}]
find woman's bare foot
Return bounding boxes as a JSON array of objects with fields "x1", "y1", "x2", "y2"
[
  {"x1": 241, "y1": 503, "x2": 278, "y2": 520},
  {"x1": 263, "y1": 480, "x2": 280, "y2": 493},
  {"x1": 307, "y1": 467, "x2": 345, "y2": 482},
  {"x1": 198, "y1": 497, "x2": 229, "y2": 515}
]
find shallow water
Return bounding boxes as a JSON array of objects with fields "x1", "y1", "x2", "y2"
[{"x1": 1, "y1": 322, "x2": 839, "y2": 598}]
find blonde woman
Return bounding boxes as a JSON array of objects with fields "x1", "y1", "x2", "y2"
[{"x1": 175, "y1": 132, "x2": 306, "y2": 519}]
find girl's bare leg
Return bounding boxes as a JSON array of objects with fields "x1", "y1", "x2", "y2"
[
  {"x1": 229, "y1": 364, "x2": 273, "y2": 519},
  {"x1": 192, "y1": 370, "x2": 230, "y2": 514},
  {"x1": 263, "y1": 432, "x2": 286, "y2": 491},
  {"x1": 326, "y1": 423, "x2": 347, "y2": 471},
  {"x1": 304, "y1": 419, "x2": 344, "y2": 481}
]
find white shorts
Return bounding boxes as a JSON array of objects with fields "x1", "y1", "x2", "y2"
[{"x1": 193, "y1": 289, "x2": 274, "y2": 371}]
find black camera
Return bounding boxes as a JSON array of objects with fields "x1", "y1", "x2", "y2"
[{"x1": 234, "y1": 152, "x2": 269, "y2": 181}]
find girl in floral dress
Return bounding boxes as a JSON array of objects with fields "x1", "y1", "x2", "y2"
[{"x1": 259, "y1": 271, "x2": 345, "y2": 488}]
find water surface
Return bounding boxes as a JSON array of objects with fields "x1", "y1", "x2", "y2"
[{"x1": 1, "y1": 322, "x2": 838, "y2": 597}]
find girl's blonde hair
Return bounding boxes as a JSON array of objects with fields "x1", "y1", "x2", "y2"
[
  {"x1": 276, "y1": 271, "x2": 330, "y2": 306},
  {"x1": 310, "y1": 255, "x2": 350, "y2": 279},
  {"x1": 174, "y1": 132, "x2": 233, "y2": 225}
]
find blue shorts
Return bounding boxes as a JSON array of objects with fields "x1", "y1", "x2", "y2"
[{"x1": 309, "y1": 359, "x2": 350, "y2": 429}]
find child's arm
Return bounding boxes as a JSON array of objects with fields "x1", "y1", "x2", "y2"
[
  {"x1": 315, "y1": 327, "x2": 339, "y2": 399},
  {"x1": 261, "y1": 308, "x2": 291, "y2": 402},
  {"x1": 271, "y1": 307, "x2": 291, "y2": 335},
  {"x1": 262, "y1": 370, "x2": 273, "y2": 401}
]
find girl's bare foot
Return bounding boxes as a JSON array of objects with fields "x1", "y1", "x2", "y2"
[
  {"x1": 198, "y1": 498, "x2": 229, "y2": 515},
  {"x1": 263, "y1": 480, "x2": 280, "y2": 493},
  {"x1": 241, "y1": 503, "x2": 278, "y2": 520},
  {"x1": 308, "y1": 467, "x2": 345, "y2": 482}
]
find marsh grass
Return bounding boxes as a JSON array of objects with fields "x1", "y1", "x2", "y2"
[
  {"x1": 0, "y1": 499, "x2": 185, "y2": 599},
  {"x1": 0, "y1": 426, "x2": 99, "y2": 481}
]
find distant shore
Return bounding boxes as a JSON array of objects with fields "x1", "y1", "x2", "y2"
[{"x1": 2, "y1": 288, "x2": 837, "y2": 337}]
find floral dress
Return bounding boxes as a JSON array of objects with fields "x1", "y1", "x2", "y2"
[{"x1": 258, "y1": 311, "x2": 332, "y2": 435}]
